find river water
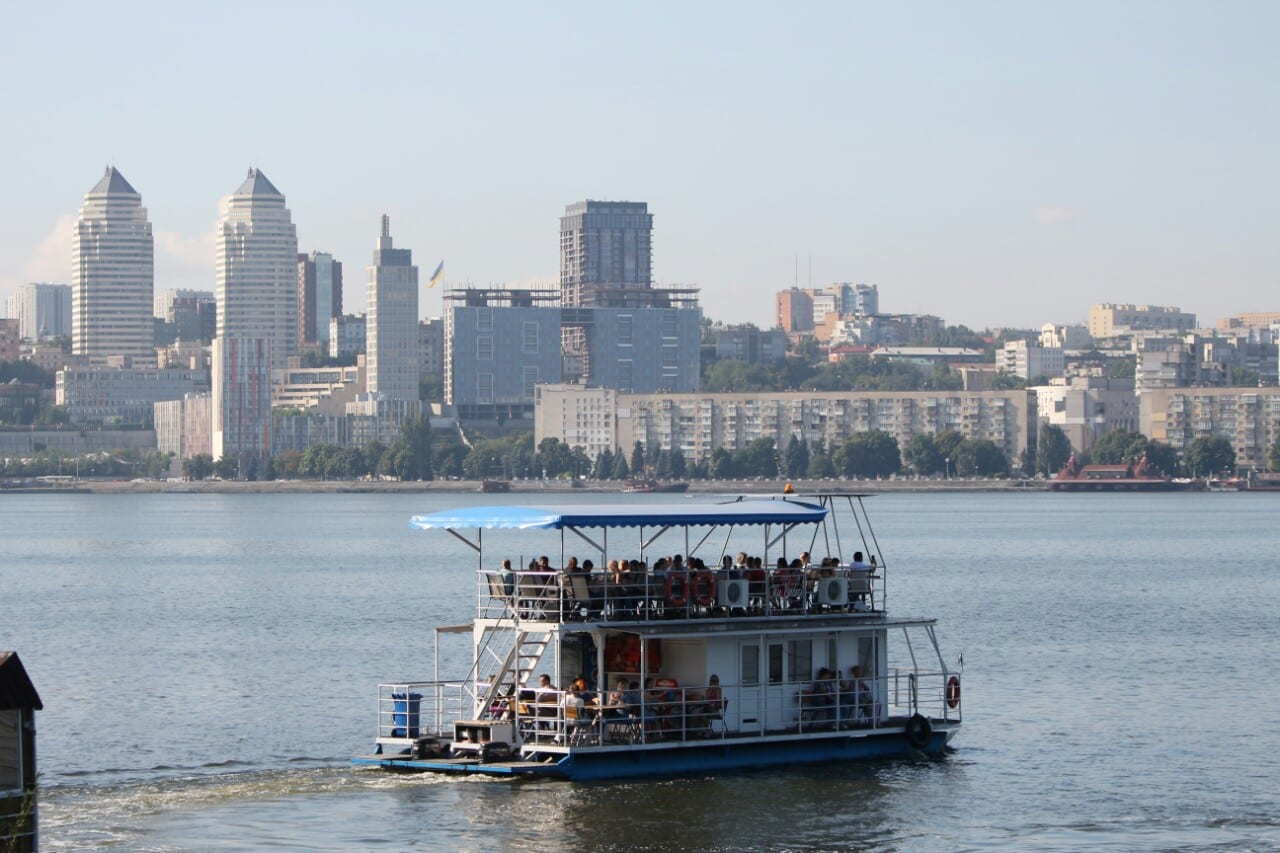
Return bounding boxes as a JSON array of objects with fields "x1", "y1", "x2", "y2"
[{"x1": 2, "y1": 490, "x2": 1278, "y2": 851}]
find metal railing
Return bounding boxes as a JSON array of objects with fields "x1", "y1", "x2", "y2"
[
  {"x1": 376, "y1": 681, "x2": 468, "y2": 741},
  {"x1": 476, "y1": 567, "x2": 883, "y2": 625}
]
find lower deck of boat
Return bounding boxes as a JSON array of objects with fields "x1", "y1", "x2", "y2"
[{"x1": 352, "y1": 716, "x2": 956, "y2": 779}]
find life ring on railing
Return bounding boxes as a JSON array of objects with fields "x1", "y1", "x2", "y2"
[
  {"x1": 692, "y1": 571, "x2": 716, "y2": 607},
  {"x1": 665, "y1": 572, "x2": 689, "y2": 607},
  {"x1": 946, "y1": 675, "x2": 961, "y2": 709},
  {"x1": 905, "y1": 713, "x2": 932, "y2": 749}
]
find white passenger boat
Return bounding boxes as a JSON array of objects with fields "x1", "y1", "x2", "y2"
[{"x1": 352, "y1": 494, "x2": 962, "y2": 780}]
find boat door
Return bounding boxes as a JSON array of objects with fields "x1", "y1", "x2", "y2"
[{"x1": 735, "y1": 641, "x2": 762, "y2": 733}]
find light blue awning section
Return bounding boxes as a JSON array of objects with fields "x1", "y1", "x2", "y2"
[{"x1": 409, "y1": 499, "x2": 828, "y2": 531}]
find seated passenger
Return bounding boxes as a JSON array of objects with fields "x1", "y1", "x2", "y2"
[{"x1": 500, "y1": 558, "x2": 515, "y2": 595}]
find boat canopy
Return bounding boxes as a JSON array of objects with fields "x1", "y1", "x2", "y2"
[{"x1": 409, "y1": 499, "x2": 828, "y2": 531}]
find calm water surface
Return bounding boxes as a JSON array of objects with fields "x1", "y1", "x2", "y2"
[{"x1": 2, "y1": 490, "x2": 1278, "y2": 851}]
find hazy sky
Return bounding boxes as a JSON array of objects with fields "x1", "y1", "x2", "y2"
[{"x1": 2, "y1": 2, "x2": 1276, "y2": 330}]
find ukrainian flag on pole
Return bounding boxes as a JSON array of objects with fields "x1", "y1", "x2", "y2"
[{"x1": 428, "y1": 260, "x2": 444, "y2": 288}]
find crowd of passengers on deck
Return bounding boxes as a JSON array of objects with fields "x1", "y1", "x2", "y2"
[
  {"x1": 488, "y1": 550, "x2": 877, "y2": 619},
  {"x1": 483, "y1": 663, "x2": 879, "y2": 746}
]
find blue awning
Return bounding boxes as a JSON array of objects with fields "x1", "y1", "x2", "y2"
[{"x1": 409, "y1": 499, "x2": 828, "y2": 531}]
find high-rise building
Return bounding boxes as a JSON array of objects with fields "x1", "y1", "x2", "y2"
[
  {"x1": 559, "y1": 200, "x2": 653, "y2": 307},
  {"x1": 215, "y1": 168, "x2": 299, "y2": 369},
  {"x1": 298, "y1": 252, "x2": 343, "y2": 347},
  {"x1": 775, "y1": 288, "x2": 814, "y2": 333},
  {"x1": 366, "y1": 215, "x2": 419, "y2": 402},
  {"x1": 6, "y1": 283, "x2": 71, "y2": 341},
  {"x1": 72, "y1": 167, "x2": 155, "y2": 365},
  {"x1": 211, "y1": 336, "x2": 272, "y2": 466}
]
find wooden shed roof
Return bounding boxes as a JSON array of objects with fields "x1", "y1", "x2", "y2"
[{"x1": 0, "y1": 652, "x2": 43, "y2": 711}]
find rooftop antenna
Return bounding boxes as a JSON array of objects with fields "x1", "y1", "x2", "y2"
[
  {"x1": 794, "y1": 253, "x2": 798, "y2": 289},
  {"x1": 808, "y1": 254, "x2": 812, "y2": 289},
  {"x1": 381, "y1": 214, "x2": 390, "y2": 238}
]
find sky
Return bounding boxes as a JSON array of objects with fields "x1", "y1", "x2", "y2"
[{"x1": 2, "y1": 1, "x2": 1277, "y2": 330}]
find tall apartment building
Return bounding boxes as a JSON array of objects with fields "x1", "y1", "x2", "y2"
[
  {"x1": 0, "y1": 319, "x2": 19, "y2": 362},
  {"x1": 72, "y1": 167, "x2": 154, "y2": 365},
  {"x1": 534, "y1": 385, "x2": 1033, "y2": 467},
  {"x1": 154, "y1": 392, "x2": 212, "y2": 459},
  {"x1": 211, "y1": 336, "x2": 272, "y2": 464},
  {"x1": 559, "y1": 200, "x2": 653, "y2": 308},
  {"x1": 1088, "y1": 304, "x2": 1196, "y2": 339},
  {"x1": 215, "y1": 168, "x2": 299, "y2": 369},
  {"x1": 419, "y1": 318, "x2": 445, "y2": 378},
  {"x1": 154, "y1": 289, "x2": 216, "y2": 344},
  {"x1": 329, "y1": 314, "x2": 366, "y2": 359},
  {"x1": 6, "y1": 283, "x2": 71, "y2": 340},
  {"x1": 298, "y1": 252, "x2": 343, "y2": 346},
  {"x1": 775, "y1": 288, "x2": 814, "y2": 333},
  {"x1": 1216, "y1": 312, "x2": 1280, "y2": 333},
  {"x1": 366, "y1": 216, "x2": 419, "y2": 402}
]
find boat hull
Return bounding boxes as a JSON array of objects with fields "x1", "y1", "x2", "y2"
[{"x1": 353, "y1": 725, "x2": 956, "y2": 780}]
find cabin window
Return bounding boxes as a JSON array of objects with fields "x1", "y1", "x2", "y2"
[
  {"x1": 740, "y1": 644, "x2": 759, "y2": 686},
  {"x1": 767, "y1": 643, "x2": 784, "y2": 684},
  {"x1": 0, "y1": 709, "x2": 20, "y2": 792},
  {"x1": 788, "y1": 640, "x2": 812, "y2": 683},
  {"x1": 826, "y1": 638, "x2": 838, "y2": 671}
]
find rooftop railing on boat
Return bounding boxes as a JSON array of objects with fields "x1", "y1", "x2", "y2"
[{"x1": 477, "y1": 566, "x2": 882, "y2": 623}]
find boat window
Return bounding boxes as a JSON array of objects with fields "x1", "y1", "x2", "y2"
[
  {"x1": 768, "y1": 643, "x2": 784, "y2": 684},
  {"x1": 826, "y1": 638, "x2": 838, "y2": 671},
  {"x1": 741, "y1": 644, "x2": 759, "y2": 687},
  {"x1": 788, "y1": 640, "x2": 812, "y2": 683}
]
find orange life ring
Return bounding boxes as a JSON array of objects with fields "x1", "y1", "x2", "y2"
[
  {"x1": 665, "y1": 572, "x2": 689, "y2": 607},
  {"x1": 946, "y1": 675, "x2": 961, "y2": 709},
  {"x1": 692, "y1": 571, "x2": 716, "y2": 607}
]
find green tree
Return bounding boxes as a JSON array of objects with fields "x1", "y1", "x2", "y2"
[
  {"x1": 833, "y1": 430, "x2": 901, "y2": 478},
  {"x1": 1184, "y1": 436, "x2": 1235, "y2": 477},
  {"x1": 1107, "y1": 356, "x2": 1136, "y2": 378},
  {"x1": 952, "y1": 439, "x2": 1008, "y2": 477},
  {"x1": 1091, "y1": 429, "x2": 1148, "y2": 465},
  {"x1": 1035, "y1": 424, "x2": 1073, "y2": 476},
  {"x1": 707, "y1": 447, "x2": 736, "y2": 479},
  {"x1": 630, "y1": 441, "x2": 646, "y2": 476},
  {"x1": 783, "y1": 435, "x2": 810, "y2": 479},
  {"x1": 903, "y1": 434, "x2": 945, "y2": 475},
  {"x1": 592, "y1": 448, "x2": 614, "y2": 480},
  {"x1": 610, "y1": 451, "x2": 631, "y2": 480},
  {"x1": 536, "y1": 437, "x2": 575, "y2": 478},
  {"x1": 806, "y1": 444, "x2": 836, "y2": 478},
  {"x1": 213, "y1": 455, "x2": 237, "y2": 479},
  {"x1": 1142, "y1": 441, "x2": 1181, "y2": 478},
  {"x1": 183, "y1": 453, "x2": 214, "y2": 481},
  {"x1": 1269, "y1": 437, "x2": 1280, "y2": 473}
]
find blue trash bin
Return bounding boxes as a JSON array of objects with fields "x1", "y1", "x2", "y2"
[{"x1": 391, "y1": 691, "x2": 422, "y2": 738}]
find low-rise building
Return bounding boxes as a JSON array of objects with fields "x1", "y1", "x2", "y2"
[
  {"x1": 153, "y1": 392, "x2": 212, "y2": 458},
  {"x1": 56, "y1": 366, "x2": 203, "y2": 424},
  {"x1": 1039, "y1": 323, "x2": 1089, "y2": 349},
  {"x1": 999, "y1": 340, "x2": 1065, "y2": 380},
  {"x1": 1088, "y1": 303, "x2": 1196, "y2": 339},
  {"x1": 714, "y1": 325, "x2": 788, "y2": 363},
  {"x1": 1033, "y1": 377, "x2": 1137, "y2": 453},
  {"x1": 535, "y1": 385, "x2": 1033, "y2": 466},
  {"x1": 271, "y1": 362, "x2": 364, "y2": 411},
  {"x1": 1142, "y1": 386, "x2": 1280, "y2": 471}
]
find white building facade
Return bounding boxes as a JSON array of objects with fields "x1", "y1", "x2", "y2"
[
  {"x1": 6, "y1": 283, "x2": 71, "y2": 341},
  {"x1": 72, "y1": 167, "x2": 155, "y2": 365},
  {"x1": 215, "y1": 169, "x2": 299, "y2": 370}
]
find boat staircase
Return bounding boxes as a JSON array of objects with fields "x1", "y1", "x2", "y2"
[{"x1": 474, "y1": 626, "x2": 553, "y2": 719}]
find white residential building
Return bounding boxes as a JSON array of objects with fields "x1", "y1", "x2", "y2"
[
  {"x1": 366, "y1": 216, "x2": 420, "y2": 402},
  {"x1": 215, "y1": 168, "x2": 299, "y2": 370},
  {"x1": 1000, "y1": 340, "x2": 1065, "y2": 380},
  {"x1": 534, "y1": 385, "x2": 619, "y2": 460},
  {"x1": 72, "y1": 167, "x2": 155, "y2": 365},
  {"x1": 6, "y1": 283, "x2": 71, "y2": 341}
]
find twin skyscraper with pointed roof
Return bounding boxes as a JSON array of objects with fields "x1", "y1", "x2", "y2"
[{"x1": 71, "y1": 165, "x2": 421, "y2": 464}]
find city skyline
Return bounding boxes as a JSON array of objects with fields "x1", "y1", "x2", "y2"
[{"x1": 2, "y1": 3, "x2": 1278, "y2": 331}]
